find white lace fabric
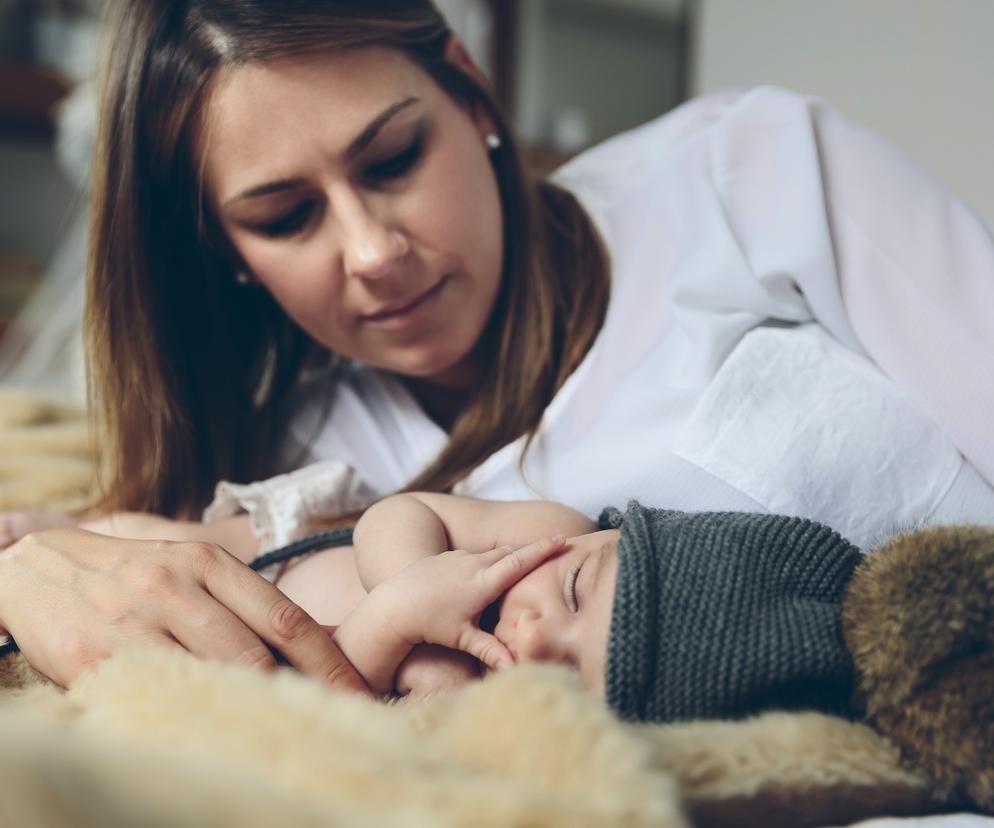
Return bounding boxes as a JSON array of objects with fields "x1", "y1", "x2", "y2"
[{"x1": 202, "y1": 461, "x2": 376, "y2": 553}]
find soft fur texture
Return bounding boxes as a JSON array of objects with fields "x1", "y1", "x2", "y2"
[
  {"x1": 0, "y1": 385, "x2": 988, "y2": 827},
  {"x1": 0, "y1": 651, "x2": 935, "y2": 828},
  {"x1": 845, "y1": 525, "x2": 994, "y2": 811},
  {"x1": 0, "y1": 386, "x2": 97, "y2": 513}
]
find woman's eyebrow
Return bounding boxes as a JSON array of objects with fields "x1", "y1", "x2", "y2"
[
  {"x1": 223, "y1": 177, "x2": 308, "y2": 206},
  {"x1": 222, "y1": 96, "x2": 421, "y2": 207},
  {"x1": 344, "y1": 97, "x2": 421, "y2": 161}
]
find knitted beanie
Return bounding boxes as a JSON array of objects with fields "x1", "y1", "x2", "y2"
[{"x1": 599, "y1": 502, "x2": 862, "y2": 723}]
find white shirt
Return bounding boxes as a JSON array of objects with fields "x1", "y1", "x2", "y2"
[{"x1": 207, "y1": 87, "x2": 994, "y2": 552}]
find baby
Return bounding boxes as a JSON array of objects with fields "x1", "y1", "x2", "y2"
[
  {"x1": 17, "y1": 501, "x2": 994, "y2": 810},
  {"x1": 321, "y1": 493, "x2": 615, "y2": 698},
  {"x1": 81, "y1": 493, "x2": 864, "y2": 721},
  {"x1": 86, "y1": 493, "x2": 609, "y2": 698}
]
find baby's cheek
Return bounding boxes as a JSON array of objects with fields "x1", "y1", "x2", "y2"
[{"x1": 578, "y1": 640, "x2": 609, "y2": 699}]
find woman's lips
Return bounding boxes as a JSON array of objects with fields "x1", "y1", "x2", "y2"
[{"x1": 360, "y1": 277, "x2": 447, "y2": 326}]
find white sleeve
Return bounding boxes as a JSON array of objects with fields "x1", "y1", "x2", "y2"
[{"x1": 715, "y1": 87, "x2": 994, "y2": 486}]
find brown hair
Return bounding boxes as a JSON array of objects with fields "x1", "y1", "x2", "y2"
[{"x1": 87, "y1": 0, "x2": 609, "y2": 518}]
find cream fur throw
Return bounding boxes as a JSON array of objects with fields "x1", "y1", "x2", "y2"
[
  {"x1": 0, "y1": 387, "x2": 951, "y2": 827},
  {"x1": 0, "y1": 651, "x2": 938, "y2": 828},
  {"x1": 0, "y1": 386, "x2": 97, "y2": 513}
]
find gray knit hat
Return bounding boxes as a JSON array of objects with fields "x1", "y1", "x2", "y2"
[{"x1": 599, "y1": 502, "x2": 862, "y2": 723}]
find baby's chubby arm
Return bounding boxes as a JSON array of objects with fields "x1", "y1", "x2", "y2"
[
  {"x1": 332, "y1": 536, "x2": 567, "y2": 695},
  {"x1": 352, "y1": 492, "x2": 596, "y2": 591},
  {"x1": 335, "y1": 494, "x2": 593, "y2": 694}
]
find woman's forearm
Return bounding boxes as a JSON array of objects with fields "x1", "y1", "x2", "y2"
[{"x1": 78, "y1": 512, "x2": 260, "y2": 564}]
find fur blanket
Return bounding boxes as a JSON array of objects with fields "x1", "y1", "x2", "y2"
[
  {"x1": 0, "y1": 386, "x2": 97, "y2": 513},
  {"x1": 0, "y1": 386, "x2": 984, "y2": 827},
  {"x1": 0, "y1": 651, "x2": 939, "y2": 828}
]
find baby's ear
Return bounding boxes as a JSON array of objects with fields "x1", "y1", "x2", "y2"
[{"x1": 842, "y1": 524, "x2": 994, "y2": 812}]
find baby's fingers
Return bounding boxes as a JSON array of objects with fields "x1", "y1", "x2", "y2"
[
  {"x1": 458, "y1": 627, "x2": 515, "y2": 672},
  {"x1": 482, "y1": 536, "x2": 566, "y2": 592}
]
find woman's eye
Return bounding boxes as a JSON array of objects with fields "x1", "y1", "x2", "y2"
[
  {"x1": 259, "y1": 202, "x2": 314, "y2": 238},
  {"x1": 365, "y1": 137, "x2": 423, "y2": 183}
]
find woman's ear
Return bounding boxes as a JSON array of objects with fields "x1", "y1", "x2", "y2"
[{"x1": 443, "y1": 35, "x2": 498, "y2": 137}]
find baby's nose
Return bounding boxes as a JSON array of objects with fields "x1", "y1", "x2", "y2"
[{"x1": 509, "y1": 611, "x2": 554, "y2": 663}]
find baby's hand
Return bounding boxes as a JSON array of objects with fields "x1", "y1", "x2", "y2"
[
  {"x1": 394, "y1": 644, "x2": 480, "y2": 698},
  {"x1": 377, "y1": 536, "x2": 566, "y2": 673}
]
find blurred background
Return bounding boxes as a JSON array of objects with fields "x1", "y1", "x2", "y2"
[{"x1": 0, "y1": 0, "x2": 992, "y2": 402}]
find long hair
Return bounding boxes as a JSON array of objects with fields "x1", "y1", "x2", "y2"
[{"x1": 87, "y1": 0, "x2": 609, "y2": 517}]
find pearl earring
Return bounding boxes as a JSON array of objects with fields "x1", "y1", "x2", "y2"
[
  {"x1": 485, "y1": 133, "x2": 502, "y2": 151},
  {"x1": 234, "y1": 271, "x2": 252, "y2": 286}
]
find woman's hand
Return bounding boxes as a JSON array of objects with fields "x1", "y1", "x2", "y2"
[{"x1": 0, "y1": 528, "x2": 370, "y2": 694}]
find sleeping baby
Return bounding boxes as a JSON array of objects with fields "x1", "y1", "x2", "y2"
[
  {"x1": 53, "y1": 496, "x2": 994, "y2": 809},
  {"x1": 331, "y1": 493, "x2": 863, "y2": 720},
  {"x1": 84, "y1": 492, "x2": 864, "y2": 721}
]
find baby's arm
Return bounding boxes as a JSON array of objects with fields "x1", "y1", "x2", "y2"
[
  {"x1": 352, "y1": 492, "x2": 595, "y2": 590},
  {"x1": 333, "y1": 536, "x2": 566, "y2": 694},
  {"x1": 337, "y1": 494, "x2": 592, "y2": 695}
]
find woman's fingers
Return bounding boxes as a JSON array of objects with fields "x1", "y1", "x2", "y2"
[
  {"x1": 0, "y1": 530, "x2": 370, "y2": 694},
  {"x1": 115, "y1": 631, "x2": 186, "y2": 659},
  {"x1": 166, "y1": 588, "x2": 283, "y2": 670},
  {"x1": 196, "y1": 545, "x2": 370, "y2": 695}
]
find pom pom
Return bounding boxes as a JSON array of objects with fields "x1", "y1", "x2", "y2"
[{"x1": 843, "y1": 525, "x2": 994, "y2": 811}]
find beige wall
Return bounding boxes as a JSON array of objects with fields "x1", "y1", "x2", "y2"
[
  {"x1": 691, "y1": 0, "x2": 994, "y2": 226},
  {"x1": 514, "y1": 0, "x2": 683, "y2": 150}
]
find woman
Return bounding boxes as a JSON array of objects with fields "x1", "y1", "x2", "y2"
[{"x1": 2, "y1": 0, "x2": 993, "y2": 689}]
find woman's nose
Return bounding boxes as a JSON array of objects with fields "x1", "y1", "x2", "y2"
[{"x1": 339, "y1": 197, "x2": 410, "y2": 281}]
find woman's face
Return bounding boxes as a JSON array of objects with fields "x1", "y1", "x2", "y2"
[
  {"x1": 493, "y1": 530, "x2": 619, "y2": 697},
  {"x1": 198, "y1": 46, "x2": 504, "y2": 389}
]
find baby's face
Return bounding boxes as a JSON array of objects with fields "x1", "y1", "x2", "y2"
[{"x1": 493, "y1": 529, "x2": 619, "y2": 696}]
